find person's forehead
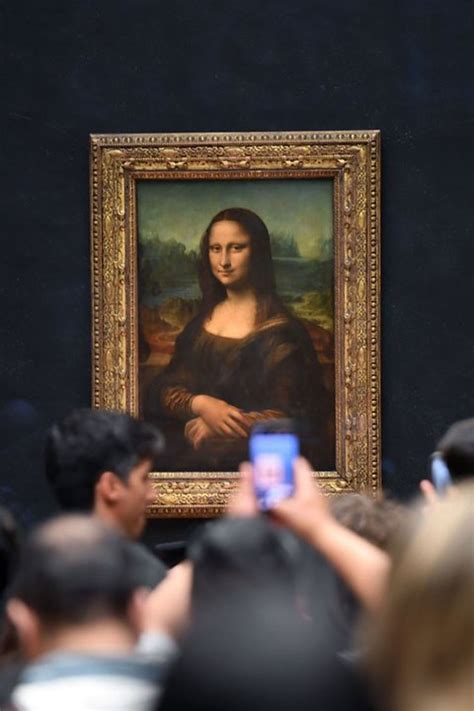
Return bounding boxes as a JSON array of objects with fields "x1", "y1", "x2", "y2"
[{"x1": 209, "y1": 220, "x2": 250, "y2": 243}]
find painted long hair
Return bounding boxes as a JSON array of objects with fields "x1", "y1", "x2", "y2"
[{"x1": 198, "y1": 207, "x2": 286, "y2": 324}]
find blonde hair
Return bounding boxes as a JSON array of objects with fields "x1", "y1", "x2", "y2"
[{"x1": 368, "y1": 483, "x2": 474, "y2": 711}]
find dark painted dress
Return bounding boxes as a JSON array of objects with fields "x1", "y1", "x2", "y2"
[{"x1": 144, "y1": 314, "x2": 333, "y2": 470}]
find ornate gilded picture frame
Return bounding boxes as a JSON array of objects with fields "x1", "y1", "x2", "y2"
[{"x1": 90, "y1": 131, "x2": 381, "y2": 517}]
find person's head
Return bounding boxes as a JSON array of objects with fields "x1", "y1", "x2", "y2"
[
  {"x1": 330, "y1": 493, "x2": 406, "y2": 553},
  {"x1": 328, "y1": 494, "x2": 407, "y2": 646},
  {"x1": 368, "y1": 483, "x2": 474, "y2": 711},
  {"x1": 159, "y1": 595, "x2": 366, "y2": 711},
  {"x1": 437, "y1": 417, "x2": 474, "y2": 482},
  {"x1": 7, "y1": 515, "x2": 145, "y2": 660},
  {"x1": 189, "y1": 517, "x2": 304, "y2": 614},
  {"x1": 45, "y1": 409, "x2": 164, "y2": 539},
  {"x1": 198, "y1": 208, "x2": 281, "y2": 321}
]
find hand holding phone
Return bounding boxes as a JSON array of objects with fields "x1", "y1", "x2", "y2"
[{"x1": 249, "y1": 420, "x2": 299, "y2": 511}]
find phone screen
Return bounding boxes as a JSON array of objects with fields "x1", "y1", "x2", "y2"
[
  {"x1": 249, "y1": 432, "x2": 299, "y2": 511},
  {"x1": 430, "y1": 452, "x2": 452, "y2": 493}
]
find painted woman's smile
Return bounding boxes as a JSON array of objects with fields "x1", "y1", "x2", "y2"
[{"x1": 208, "y1": 220, "x2": 252, "y2": 289}]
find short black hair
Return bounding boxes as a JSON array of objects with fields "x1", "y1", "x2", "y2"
[
  {"x1": 189, "y1": 517, "x2": 304, "y2": 612},
  {"x1": 10, "y1": 515, "x2": 139, "y2": 628},
  {"x1": 437, "y1": 418, "x2": 474, "y2": 481},
  {"x1": 45, "y1": 409, "x2": 164, "y2": 511}
]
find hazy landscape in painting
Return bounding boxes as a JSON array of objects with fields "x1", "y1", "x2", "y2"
[{"x1": 137, "y1": 179, "x2": 335, "y2": 399}]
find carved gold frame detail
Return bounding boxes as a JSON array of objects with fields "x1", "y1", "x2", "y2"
[{"x1": 90, "y1": 130, "x2": 381, "y2": 517}]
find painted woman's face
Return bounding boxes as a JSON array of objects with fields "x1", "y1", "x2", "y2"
[{"x1": 208, "y1": 220, "x2": 252, "y2": 289}]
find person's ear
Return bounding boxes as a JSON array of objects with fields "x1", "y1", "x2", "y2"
[
  {"x1": 419, "y1": 479, "x2": 438, "y2": 506},
  {"x1": 96, "y1": 470, "x2": 126, "y2": 504},
  {"x1": 6, "y1": 598, "x2": 42, "y2": 659}
]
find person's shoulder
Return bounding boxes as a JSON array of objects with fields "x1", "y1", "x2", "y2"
[
  {"x1": 129, "y1": 541, "x2": 167, "y2": 588},
  {"x1": 254, "y1": 313, "x2": 308, "y2": 341},
  {"x1": 248, "y1": 314, "x2": 317, "y2": 367},
  {"x1": 243, "y1": 316, "x2": 296, "y2": 358},
  {"x1": 255, "y1": 314, "x2": 289, "y2": 334}
]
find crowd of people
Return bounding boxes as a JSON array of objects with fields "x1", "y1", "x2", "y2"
[{"x1": 0, "y1": 409, "x2": 473, "y2": 710}]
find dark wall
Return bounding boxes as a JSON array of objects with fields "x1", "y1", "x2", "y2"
[{"x1": 1, "y1": 0, "x2": 472, "y2": 541}]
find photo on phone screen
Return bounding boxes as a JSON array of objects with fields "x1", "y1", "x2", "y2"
[{"x1": 249, "y1": 421, "x2": 299, "y2": 511}]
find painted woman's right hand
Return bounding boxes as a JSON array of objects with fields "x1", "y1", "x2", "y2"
[{"x1": 191, "y1": 394, "x2": 249, "y2": 438}]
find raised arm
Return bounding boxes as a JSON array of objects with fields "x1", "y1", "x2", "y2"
[{"x1": 270, "y1": 459, "x2": 390, "y2": 612}]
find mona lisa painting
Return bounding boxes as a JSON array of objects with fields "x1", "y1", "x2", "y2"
[{"x1": 91, "y1": 131, "x2": 381, "y2": 516}]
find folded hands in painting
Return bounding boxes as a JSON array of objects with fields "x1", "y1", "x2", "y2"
[{"x1": 186, "y1": 394, "x2": 249, "y2": 448}]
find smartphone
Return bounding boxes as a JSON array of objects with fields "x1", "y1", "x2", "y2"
[
  {"x1": 430, "y1": 452, "x2": 452, "y2": 494},
  {"x1": 249, "y1": 419, "x2": 299, "y2": 511}
]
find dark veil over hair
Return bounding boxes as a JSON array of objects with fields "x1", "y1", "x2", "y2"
[{"x1": 198, "y1": 207, "x2": 286, "y2": 324}]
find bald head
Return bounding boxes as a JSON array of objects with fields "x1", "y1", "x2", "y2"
[
  {"x1": 11, "y1": 515, "x2": 139, "y2": 628},
  {"x1": 36, "y1": 514, "x2": 115, "y2": 548}
]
